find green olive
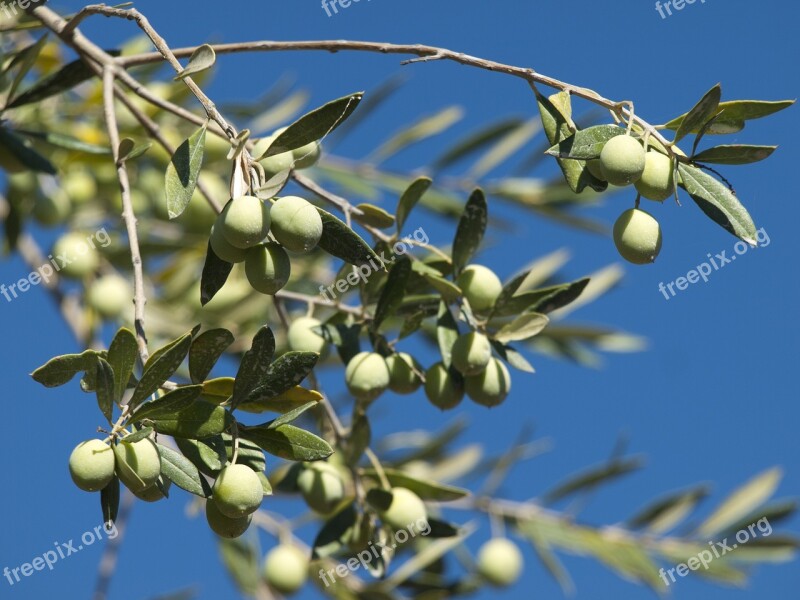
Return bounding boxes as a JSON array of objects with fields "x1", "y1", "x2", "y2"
[
  {"x1": 32, "y1": 192, "x2": 71, "y2": 227},
  {"x1": 599, "y1": 135, "x2": 646, "y2": 186},
  {"x1": 269, "y1": 196, "x2": 323, "y2": 253},
  {"x1": 451, "y1": 332, "x2": 492, "y2": 376},
  {"x1": 379, "y1": 487, "x2": 428, "y2": 531},
  {"x1": 476, "y1": 538, "x2": 523, "y2": 587},
  {"x1": 345, "y1": 352, "x2": 390, "y2": 402},
  {"x1": 287, "y1": 316, "x2": 327, "y2": 355},
  {"x1": 263, "y1": 544, "x2": 309, "y2": 594},
  {"x1": 210, "y1": 223, "x2": 248, "y2": 263},
  {"x1": 585, "y1": 158, "x2": 607, "y2": 182},
  {"x1": 219, "y1": 195, "x2": 271, "y2": 249},
  {"x1": 69, "y1": 439, "x2": 115, "y2": 492},
  {"x1": 87, "y1": 275, "x2": 130, "y2": 320},
  {"x1": 296, "y1": 461, "x2": 345, "y2": 515},
  {"x1": 634, "y1": 151, "x2": 675, "y2": 201},
  {"x1": 612, "y1": 208, "x2": 662, "y2": 265},
  {"x1": 206, "y1": 498, "x2": 252, "y2": 538},
  {"x1": 465, "y1": 358, "x2": 511, "y2": 407},
  {"x1": 113, "y1": 438, "x2": 161, "y2": 493},
  {"x1": 385, "y1": 352, "x2": 423, "y2": 394},
  {"x1": 212, "y1": 464, "x2": 264, "y2": 518},
  {"x1": 133, "y1": 478, "x2": 171, "y2": 502},
  {"x1": 456, "y1": 265, "x2": 503, "y2": 313},
  {"x1": 52, "y1": 232, "x2": 100, "y2": 278},
  {"x1": 423, "y1": 363, "x2": 464, "y2": 410},
  {"x1": 244, "y1": 242, "x2": 291, "y2": 294}
]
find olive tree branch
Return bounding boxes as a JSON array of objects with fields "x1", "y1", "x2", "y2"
[{"x1": 116, "y1": 39, "x2": 675, "y2": 153}]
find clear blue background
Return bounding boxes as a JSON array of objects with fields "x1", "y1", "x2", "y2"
[{"x1": 1, "y1": 0, "x2": 798, "y2": 598}]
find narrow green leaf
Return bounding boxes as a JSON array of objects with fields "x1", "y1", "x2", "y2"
[
  {"x1": 175, "y1": 436, "x2": 226, "y2": 477},
  {"x1": 371, "y1": 106, "x2": 463, "y2": 163},
  {"x1": 242, "y1": 351, "x2": 319, "y2": 406},
  {"x1": 31, "y1": 350, "x2": 100, "y2": 388},
  {"x1": 543, "y1": 457, "x2": 644, "y2": 504},
  {"x1": 263, "y1": 92, "x2": 363, "y2": 157},
  {"x1": 107, "y1": 328, "x2": 138, "y2": 403},
  {"x1": 433, "y1": 118, "x2": 525, "y2": 170},
  {"x1": 628, "y1": 486, "x2": 711, "y2": 534},
  {"x1": 231, "y1": 326, "x2": 276, "y2": 410},
  {"x1": 545, "y1": 124, "x2": 625, "y2": 159},
  {"x1": 674, "y1": 84, "x2": 722, "y2": 143},
  {"x1": 239, "y1": 423, "x2": 333, "y2": 461},
  {"x1": 0, "y1": 127, "x2": 56, "y2": 174},
  {"x1": 151, "y1": 401, "x2": 232, "y2": 439},
  {"x1": 468, "y1": 118, "x2": 540, "y2": 179},
  {"x1": 189, "y1": 328, "x2": 234, "y2": 384},
  {"x1": 492, "y1": 278, "x2": 590, "y2": 317},
  {"x1": 436, "y1": 302, "x2": 460, "y2": 370},
  {"x1": 118, "y1": 138, "x2": 151, "y2": 162},
  {"x1": 175, "y1": 44, "x2": 216, "y2": 80},
  {"x1": 698, "y1": 467, "x2": 783, "y2": 537},
  {"x1": 491, "y1": 341, "x2": 536, "y2": 373},
  {"x1": 373, "y1": 257, "x2": 412, "y2": 329},
  {"x1": 312, "y1": 503, "x2": 358, "y2": 559},
  {"x1": 156, "y1": 443, "x2": 211, "y2": 497},
  {"x1": 451, "y1": 189, "x2": 488, "y2": 275},
  {"x1": 396, "y1": 176, "x2": 432, "y2": 233},
  {"x1": 355, "y1": 203, "x2": 395, "y2": 229},
  {"x1": 492, "y1": 313, "x2": 549, "y2": 343},
  {"x1": 131, "y1": 385, "x2": 204, "y2": 422},
  {"x1": 218, "y1": 538, "x2": 261, "y2": 596},
  {"x1": 201, "y1": 240, "x2": 234, "y2": 305},
  {"x1": 222, "y1": 434, "x2": 266, "y2": 473},
  {"x1": 123, "y1": 427, "x2": 154, "y2": 444},
  {"x1": 15, "y1": 129, "x2": 109, "y2": 154},
  {"x1": 130, "y1": 332, "x2": 192, "y2": 409},
  {"x1": 692, "y1": 144, "x2": 776, "y2": 165},
  {"x1": 362, "y1": 468, "x2": 469, "y2": 501},
  {"x1": 316, "y1": 206, "x2": 384, "y2": 268},
  {"x1": 165, "y1": 124, "x2": 207, "y2": 219},
  {"x1": 100, "y1": 476, "x2": 120, "y2": 525},
  {"x1": 95, "y1": 359, "x2": 115, "y2": 423},
  {"x1": 678, "y1": 163, "x2": 757, "y2": 243},
  {"x1": 7, "y1": 55, "x2": 96, "y2": 108},
  {"x1": 345, "y1": 414, "x2": 371, "y2": 466},
  {"x1": 664, "y1": 99, "x2": 795, "y2": 133},
  {"x1": 5, "y1": 35, "x2": 48, "y2": 105}
]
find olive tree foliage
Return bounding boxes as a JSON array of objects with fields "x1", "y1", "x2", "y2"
[{"x1": 1, "y1": 3, "x2": 796, "y2": 598}]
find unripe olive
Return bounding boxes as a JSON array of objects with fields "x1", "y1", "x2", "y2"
[
  {"x1": 254, "y1": 136, "x2": 295, "y2": 176},
  {"x1": 456, "y1": 265, "x2": 503, "y2": 313},
  {"x1": 87, "y1": 275, "x2": 130, "y2": 319},
  {"x1": 585, "y1": 158, "x2": 607, "y2": 182},
  {"x1": 423, "y1": 363, "x2": 464, "y2": 410},
  {"x1": 291, "y1": 140, "x2": 321, "y2": 169},
  {"x1": 212, "y1": 464, "x2": 264, "y2": 518},
  {"x1": 32, "y1": 192, "x2": 71, "y2": 227},
  {"x1": 634, "y1": 151, "x2": 675, "y2": 202},
  {"x1": 263, "y1": 544, "x2": 309, "y2": 595},
  {"x1": 451, "y1": 332, "x2": 492, "y2": 376},
  {"x1": 385, "y1": 352, "x2": 423, "y2": 394},
  {"x1": 69, "y1": 439, "x2": 115, "y2": 492},
  {"x1": 206, "y1": 498, "x2": 252, "y2": 538},
  {"x1": 612, "y1": 208, "x2": 662, "y2": 265},
  {"x1": 599, "y1": 135, "x2": 646, "y2": 186},
  {"x1": 63, "y1": 170, "x2": 97, "y2": 205},
  {"x1": 379, "y1": 487, "x2": 428, "y2": 531},
  {"x1": 465, "y1": 358, "x2": 511, "y2": 407},
  {"x1": 245, "y1": 242, "x2": 291, "y2": 294},
  {"x1": 52, "y1": 232, "x2": 100, "y2": 278},
  {"x1": 297, "y1": 461, "x2": 345, "y2": 514},
  {"x1": 133, "y1": 478, "x2": 171, "y2": 502},
  {"x1": 345, "y1": 352, "x2": 390, "y2": 402},
  {"x1": 210, "y1": 223, "x2": 248, "y2": 263},
  {"x1": 219, "y1": 195, "x2": 271, "y2": 249},
  {"x1": 269, "y1": 196, "x2": 323, "y2": 253},
  {"x1": 477, "y1": 538, "x2": 524, "y2": 587},
  {"x1": 287, "y1": 316, "x2": 327, "y2": 355},
  {"x1": 113, "y1": 438, "x2": 161, "y2": 493}
]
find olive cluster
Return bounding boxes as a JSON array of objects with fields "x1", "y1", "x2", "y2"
[
  {"x1": 286, "y1": 263, "x2": 514, "y2": 410},
  {"x1": 209, "y1": 132, "x2": 323, "y2": 294},
  {"x1": 68, "y1": 438, "x2": 164, "y2": 499},
  {"x1": 590, "y1": 134, "x2": 671, "y2": 265}
]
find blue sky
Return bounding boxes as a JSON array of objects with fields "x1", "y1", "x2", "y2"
[{"x1": 1, "y1": 0, "x2": 798, "y2": 599}]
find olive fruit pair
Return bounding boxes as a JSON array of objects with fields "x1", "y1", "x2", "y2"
[
  {"x1": 263, "y1": 544, "x2": 309, "y2": 595},
  {"x1": 477, "y1": 538, "x2": 524, "y2": 587},
  {"x1": 613, "y1": 208, "x2": 663, "y2": 265},
  {"x1": 594, "y1": 135, "x2": 675, "y2": 200},
  {"x1": 69, "y1": 438, "x2": 161, "y2": 494},
  {"x1": 206, "y1": 464, "x2": 264, "y2": 539}
]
